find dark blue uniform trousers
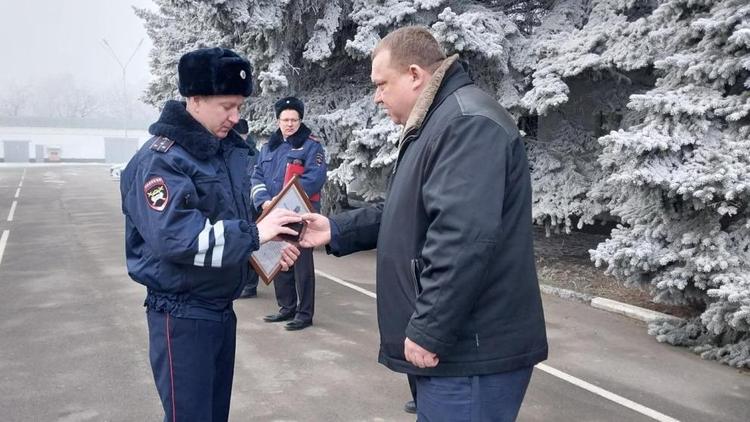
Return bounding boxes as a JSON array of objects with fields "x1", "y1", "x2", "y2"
[
  {"x1": 147, "y1": 308, "x2": 237, "y2": 422},
  {"x1": 415, "y1": 366, "x2": 534, "y2": 422},
  {"x1": 273, "y1": 247, "x2": 315, "y2": 322}
]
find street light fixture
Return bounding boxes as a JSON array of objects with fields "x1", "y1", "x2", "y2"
[{"x1": 101, "y1": 38, "x2": 144, "y2": 139}]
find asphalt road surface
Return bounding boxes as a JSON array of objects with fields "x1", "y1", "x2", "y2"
[{"x1": 0, "y1": 165, "x2": 748, "y2": 421}]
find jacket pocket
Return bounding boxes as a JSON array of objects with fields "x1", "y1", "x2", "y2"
[
  {"x1": 410, "y1": 257, "x2": 424, "y2": 295},
  {"x1": 194, "y1": 176, "x2": 226, "y2": 214}
]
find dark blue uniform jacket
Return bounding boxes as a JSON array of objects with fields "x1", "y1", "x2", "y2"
[
  {"x1": 251, "y1": 124, "x2": 326, "y2": 211},
  {"x1": 121, "y1": 100, "x2": 259, "y2": 320}
]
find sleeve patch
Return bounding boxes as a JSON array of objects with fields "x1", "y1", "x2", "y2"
[
  {"x1": 144, "y1": 177, "x2": 169, "y2": 211},
  {"x1": 315, "y1": 152, "x2": 324, "y2": 166}
]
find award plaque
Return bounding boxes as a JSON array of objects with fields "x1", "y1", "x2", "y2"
[{"x1": 250, "y1": 175, "x2": 313, "y2": 284}]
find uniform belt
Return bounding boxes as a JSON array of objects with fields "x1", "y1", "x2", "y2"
[
  {"x1": 145, "y1": 292, "x2": 234, "y2": 322},
  {"x1": 181, "y1": 303, "x2": 235, "y2": 322}
]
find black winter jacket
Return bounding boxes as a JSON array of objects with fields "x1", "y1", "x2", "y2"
[{"x1": 329, "y1": 56, "x2": 548, "y2": 376}]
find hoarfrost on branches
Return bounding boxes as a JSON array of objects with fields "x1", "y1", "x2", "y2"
[{"x1": 138, "y1": 0, "x2": 750, "y2": 367}]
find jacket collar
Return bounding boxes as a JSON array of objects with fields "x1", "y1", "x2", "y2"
[
  {"x1": 149, "y1": 100, "x2": 246, "y2": 160},
  {"x1": 400, "y1": 55, "x2": 472, "y2": 144},
  {"x1": 268, "y1": 123, "x2": 312, "y2": 151}
]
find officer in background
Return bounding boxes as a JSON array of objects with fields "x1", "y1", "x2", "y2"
[
  {"x1": 120, "y1": 48, "x2": 302, "y2": 421},
  {"x1": 251, "y1": 96, "x2": 327, "y2": 331},
  {"x1": 235, "y1": 118, "x2": 261, "y2": 299}
]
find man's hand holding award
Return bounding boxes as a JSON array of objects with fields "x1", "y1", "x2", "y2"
[{"x1": 250, "y1": 175, "x2": 313, "y2": 284}]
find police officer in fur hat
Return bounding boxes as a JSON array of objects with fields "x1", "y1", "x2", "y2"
[
  {"x1": 120, "y1": 47, "x2": 302, "y2": 421},
  {"x1": 251, "y1": 96, "x2": 327, "y2": 331}
]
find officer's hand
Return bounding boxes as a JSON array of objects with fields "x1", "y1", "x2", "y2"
[
  {"x1": 404, "y1": 337, "x2": 439, "y2": 369},
  {"x1": 298, "y1": 213, "x2": 331, "y2": 248},
  {"x1": 257, "y1": 208, "x2": 302, "y2": 244},
  {"x1": 278, "y1": 243, "x2": 300, "y2": 271}
]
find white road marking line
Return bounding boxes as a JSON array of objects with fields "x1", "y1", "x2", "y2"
[
  {"x1": 14, "y1": 187, "x2": 20, "y2": 198},
  {"x1": 315, "y1": 269, "x2": 681, "y2": 422},
  {"x1": 315, "y1": 270, "x2": 377, "y2": 299},
  {"x1": 0, "y1": 230, "x2": 8, "y2": 267},
  {"x1": 535, "y1": 363, "x2": 679, "y2": 422},
  {"x1": 18, "y1": 180, "x2": 23, "y2": 187},
  {"x1": 7, "y1": 201, "x2": 17, "y2": 221}
]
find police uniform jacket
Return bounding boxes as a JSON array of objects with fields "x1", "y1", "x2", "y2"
[
  {"x1": 121, "y1": 100, "x2": 259, "y2": 319},
  {"x1": 251, "y1": 124, "x2": 326, "y2": 211}
]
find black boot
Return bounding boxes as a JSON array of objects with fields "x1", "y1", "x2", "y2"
[
  {"x1": 239, "y1": 285, "x2": 257, "y2": 298},
  {"x1": 263, "y1": 311, "x2": 295, "y2": 322},
  {"x1": 404, "y1": 400, "x2": 417, "y2": 414}
]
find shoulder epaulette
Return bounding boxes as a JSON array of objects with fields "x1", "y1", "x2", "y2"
[
  {"x1": 150, "y1": 136, "x2": 175, "y2": 153},
  {"x1": 308, "y1": 134, "x2": 320, "y2": 143}
]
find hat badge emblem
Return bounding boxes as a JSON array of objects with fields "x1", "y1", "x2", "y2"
[{"x1": 240, "y1": 70, "x2": 246, "y2": 79}]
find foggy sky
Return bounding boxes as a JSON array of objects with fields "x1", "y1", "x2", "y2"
[{"x1": 0, "y1": 0, "x2": 155, "y2": 92}]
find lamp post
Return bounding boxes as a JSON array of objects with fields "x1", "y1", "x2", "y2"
[{"x1": 101, "y1": 38, "x2": 144, "y2": 139}]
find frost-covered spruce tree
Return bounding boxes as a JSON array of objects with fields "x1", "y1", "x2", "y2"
[
  {"x1": 513, "y1": 0, "x2": 750, "y2": 367},
  {"x1": 589, "y1": 0, "x2": 750, "y2": 367},
  {"x1": 137, "y1": 0, "x2": 750, "y2": 366},
  {"x1": 135, "y1": 1, "x2": 229, "y2": 106},
  {"x1": 517, "y1": 0, "x2": 658, "y2": 233},
  {"x1": 137, "y1": 0, "x2": 553, "y2": 210}
]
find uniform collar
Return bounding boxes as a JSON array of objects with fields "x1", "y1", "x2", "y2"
[
  {"x1": 149, "y1": 100, "x2": 246, "y2": 160},
  {"x1": 268, "y1": 123, "x2": 312, "y2": 151}
]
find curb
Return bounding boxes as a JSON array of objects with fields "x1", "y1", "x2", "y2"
[
  {"x1": 539, "y1": 284, "x2": 683, "y2": 324},
  {"x1": 539, "y1": 284, "x2": 593, "y2": 303}
]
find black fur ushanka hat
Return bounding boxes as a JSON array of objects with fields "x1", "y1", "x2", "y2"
[
  {"x1": 274, "y1": 96, "x2": 304, "y2": 119},
  {"x1": 178, "y1": 48, "x2": 252, "y2": 97}
]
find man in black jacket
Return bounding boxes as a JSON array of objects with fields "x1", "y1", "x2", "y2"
[{"x1": 300, "y1": 26, "x2": 548, "y2": 421}]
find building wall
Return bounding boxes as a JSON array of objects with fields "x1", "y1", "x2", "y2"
[{"x1": 0, "y1": 126, "x2": 152, "y2": 162}]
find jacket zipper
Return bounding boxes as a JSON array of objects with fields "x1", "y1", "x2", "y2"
[
  {"x1": 221, "y1": 150, "x2": 250, "y2": 283},
  {"x1": 222, "y1": 149, "x2": 248, "y2": 221},
  {"x1": 410, "y1": 258, "x2": 422, "y2": 296},
  {"x1": 393, "y1": 131, "x2": 418, "y2": 176}
]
